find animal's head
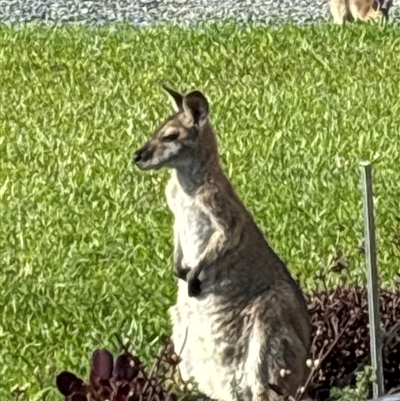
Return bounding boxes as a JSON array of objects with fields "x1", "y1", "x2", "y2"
[
  {"x1": 133, "y1": 86, "x2": 211, "y2": 171},
  {"x1": 368, "y1": 0, "x2": 393, "y2": 20},
  {"x1": 375, "y1": 0, "x2": 393, "y2": 18}
]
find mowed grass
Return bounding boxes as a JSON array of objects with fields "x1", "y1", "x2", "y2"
[{"x1": 1, "y1": 22, "x2": 400, "y2": 400}]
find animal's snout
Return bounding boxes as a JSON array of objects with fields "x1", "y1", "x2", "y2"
[
  {"x1": 133, "y1": 146, "x2": 151, "y2": 164},
  {"x1": 133, "y1": 150, "x2": 143, "y2": 163},
  {"x1": 381, "y1": 5, "x2": 390, "y2": 17},
  {"x1": 375, "y1": 0, "x2": 392, "y2": 17}
]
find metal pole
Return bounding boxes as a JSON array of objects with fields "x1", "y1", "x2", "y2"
[
  {"x1": 367, "y1": 393, "x2": 400, "y2": 401},
  {"x1": 360, "y1": 161, "x2": 384, "y2": 398}
]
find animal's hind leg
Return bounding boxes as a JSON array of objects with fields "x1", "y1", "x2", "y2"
[
  {"x1": 250, "y1": 385, "x2": 282, "y2": 401},
  {"x1": 255, "y1": 321, "x2": 309, "y2": 399},
  {"x1": 231, "y1": 381, "x2": 279, "y2": 401},
  {"x1": 241, "y1": 325, "x2": 281, "y2": 401}
]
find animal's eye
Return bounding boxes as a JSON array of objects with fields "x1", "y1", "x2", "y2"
[{"x1": 162, "y1": 133, "x2": 179, "y2": 142}]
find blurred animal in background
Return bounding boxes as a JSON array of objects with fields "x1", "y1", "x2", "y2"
[{"x1": 329, "y1": 0, "x2": 393, "y2": 23}]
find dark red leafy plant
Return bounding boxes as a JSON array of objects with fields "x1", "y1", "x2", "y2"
[
  {"x1": 271, "y1": 287, "x2": 400, "y2": 401},
  {"x1": 56, "y1": 340, "x2": 180, "y2": 401},
  {"x1": 305, "y1": 286, "x2": 400, "y2": 401}
]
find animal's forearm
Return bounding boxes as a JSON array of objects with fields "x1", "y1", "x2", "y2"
[
  {"x1": 187, "y1": 227, "x2": 241, "y2": 297},
  {"x1": 173, "y1": 231, "x2": 189, "y2": 280},
  {"x1": 196, "y1": 230, "x2": 227, "y2": 272},
  {"x1": 187, "y1": 191, "x2": 248, "y2": 296},
  {"x1": 173, "y1": 253, "x2": 190, "y2": 280}
]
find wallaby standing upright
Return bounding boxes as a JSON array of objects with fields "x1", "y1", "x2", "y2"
[
  {"x1": 329, "y1": 0, "x2": 392, "y2": 23},
  {"x1": 133, "y1": 86, "x2": 312, "y2": 401}
]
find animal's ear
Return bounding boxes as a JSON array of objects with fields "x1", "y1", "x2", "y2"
[
  {"x1": 183, "y1": 91, "x2": 209, "y2": 127},
  {"x1": 161, "y1": 84, "x2": 184, "y2": 112}
]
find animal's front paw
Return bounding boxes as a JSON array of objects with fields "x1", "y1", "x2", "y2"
[
  {"x1": 173, "y1": 264, "x2": 190, "y2": 281},
  {"x1": 187, "y1": 269, "x2": 202, "y2": 297},
  {"x1": 188, "y1": 277, "x2": 202, "y2": 297}
]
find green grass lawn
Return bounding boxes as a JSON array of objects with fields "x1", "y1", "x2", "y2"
[{"x1": 1, "y1": 22, "x2": 400, "y2": 400}]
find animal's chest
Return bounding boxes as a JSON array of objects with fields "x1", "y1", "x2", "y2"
[{"x1": 166, "y1": 180, "x2": 214, "y2": 268}]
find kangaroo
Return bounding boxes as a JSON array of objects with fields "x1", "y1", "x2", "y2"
[
  {"x1": 329, "y1": 0, "x2": 393, "y2": 23},
  {"x1": 133, "y1": 86, "x2": 312, "y2": 401}
]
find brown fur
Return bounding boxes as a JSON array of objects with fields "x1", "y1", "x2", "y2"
[
  {"x1": 133, "y1": 86, "x2": 312, "y2": 400},
  {"x1": 329, "y1": 0, "x2": 393, "y2": 23}
]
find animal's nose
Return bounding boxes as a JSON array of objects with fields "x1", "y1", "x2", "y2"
[
  {"x1": 133, "y1": 147, "x2": 151, "y2": 163},
  {"x1": 133, "y1": 150, "x2": 142, "y2": 163},
  {"x1": 381, "y1": 7, "x2": 389, "y2": 17}
]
